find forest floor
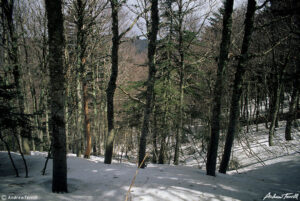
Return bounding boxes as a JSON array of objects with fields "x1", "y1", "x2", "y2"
[{"x1": 0, "y1": 122, "x2": 299, "y2": 201}]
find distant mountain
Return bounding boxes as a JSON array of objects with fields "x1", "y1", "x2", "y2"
[{"x1": 132, "y1": 39, "x2": 148, "y2": 53}]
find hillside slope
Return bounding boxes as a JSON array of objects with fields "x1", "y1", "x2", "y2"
[{"x1": 0, "y1": 151, "x2": 299, "y2": 201}]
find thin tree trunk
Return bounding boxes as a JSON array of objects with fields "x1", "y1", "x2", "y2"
[
  {"x1": 285, "y1": 79, "x2": 299, "y2": 140},
  {"x1": 206, "y1": 0, "x2": 234, "y2": 176},
  {"x1": 76, "y1": 77, "x2": 83, "y2": 157},
  {"x1": 93, "y1": 66, "x2": 100, "y2": 155},
  {"x1": 45, "y1": 94, "x2": 51, "y2": 148},
  {"x1": 245, "y1": 84, "x2": 250, "y2": 133},
  {"x1": 174, "y1": 0, "x2": 184, "y2": 165},
  {"x1": 159, "y1": 136, "x2": 166, "y2": 164},
  {"x1": 74, "y1": 0, "x2": 87, "y2": 158},
  {"x1": 265, "y1": 95, "x2": 269, "y2": 128},
  {"x1": 152, "y1": 103, "x2": 158, "y2": 163},
  {"x1": 45, "y1": 0, "x2": 68, "y2": 193},
  {"x1": 268, "y1": 63, "x2": 286, "y2": 146},
  {"x1": 219, "y1": 0, "x2": 256, "y2": 174},
  {"x1": 84, "y1": 83, "x2": 91, "y2": 158},
  {"x1": 1, "y1": 0, "x2": 30, "y2": 155},
  {"x1": 0, "y1": 133, "x2": 19, "y2": 177},
  {"x1": 42, "y1": 142, "x2": 52, "y2": 176},
  {"x1": 65, "y1": 84, "x2": 69, "y2": 153},
  {"x1": 138, "y1": 0, "x2": 159, "y2": 168},
  {"x1": 12, "y1": 131, "x2": 28, "y2": 178}
]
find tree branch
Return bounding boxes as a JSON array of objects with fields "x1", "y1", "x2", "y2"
[
  {"x1": 117, "y1": 86, "x2": 145, "y2": 105},
  {"x1": 256, "y1": 0, "x2": 270, "y2": 10},
  {"x1": 119, "y1": 6, "x2": 150, "y2": 40},
  {"x1": 249, "y1": 35, "x2": 290, "y2": 59}
]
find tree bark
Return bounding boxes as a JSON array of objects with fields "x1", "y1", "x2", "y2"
[
  {"x1": 158, "y1": 136, "x2": 167, "y2": 164},
  {"x1": 174, "y1": 0, "x2": 184, "y2": 166},
  {"x1": 104, "y1": 0, "x2": 120, "y2": 164},
  {"x1": 0, "y1": 132, "x2": 19, "y2": 177},
  {"x1": 138, "y1": 0, "x2": 159, "y2": 168},
  {"x1": 75, "y1": 0, "x2": 87, "y2": 158},
  {"x1": 76, "y1": 74, "x2": 83, "y2": 157},
  {"x1": 268, "y1": 66, "x2": 285, "y2": 146},
  {"x1": 45, "y1": 0, "x2": 68, "y2": 193},
  {"x1": 285, "y1": 73, "x2": 299, "y2": 140},
  {"x1": 206, "y1": 0, "x2": 234, "y2": 176},
  {"x1": 84, "y1": 83, "x2": 91, "y2": 158},
  {"x1": 219, "y1": 0, "x2": 256, "y2": 174},
  {"x1": 152, "y1": 101, "x2": 158, "y2": 163}
]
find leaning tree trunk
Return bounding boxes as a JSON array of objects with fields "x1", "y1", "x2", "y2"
[
  {"x1": 45, "y1": 0, "x2": 68, "y2": 193},
  {"x1": 138, "y1": 0, "x2": 159, "y2": 168},
  {"x1": 0, "y1": 132, "x2": 19, "y2": 177},
  {"x1": 219, "y1": 0, "x2": 256, "y2": 174},
  {"x1": 206, "y1": 0, "x2": 234, "y2": 176},
  {"x1": 104, "y1": 0, "x2": 120, "y2": 164}
]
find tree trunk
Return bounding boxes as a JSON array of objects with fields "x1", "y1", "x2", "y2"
[
  {"x1": 65, "y1": 84, "x2": 70, "y2": 153},
  {"x1": 45, "y1": 94, "x2": 51, "y2": 149},
  {"x1": 0, "y1": 132, "x2": 19, "y2": 177},
  {"x1": 84, "y1": 83, "x2": 91, "y2": 158},
  {"x1": 158, "y1": 136, "x2": 167, "y2": 164},
  {"x1": 285, "y1": 77, "x2": 299, "y2": 140},
  {"x1": 1, "y1": 0, "x2": 30, "y2": 155},
  {"x1": 255, "y1": 87, "x2": 260, "y2": 131},
  {"x1": 138, "y1": 0, "x2": 159, "y2": 168},
  {"x1": 104, "y1": 0, "x2": 120, "y2": 164},
  {"x1": 219, "y1": 0, "x2": 256, "y2": 174},
  {"x1": 12, "y1": 130, "x2": 28, "y2": 178},
  {"x1": 45, "y1": 0, "x2": 68, "y2": 193},
  {"x1": 268, "y1": 68, "x2": 285, "y2": 146},
  {"x1": 75, "y1": 0, "x2": 86, "y2": 157},
  {"x1": 152, "y1": 103, "x2": 158, "y2": 163},
  {"x1": 76, "y1": 73, "x2": 84, "y2": 157},
  {"x1": 174, "y1": 0, "x2": 184, "y2": 165},
  {"x1": 93, "y1": 65, "x2": 100, "y2": 155},
  {"x1": 206, "y1": 0, "x2": 234, "y2": 176}
]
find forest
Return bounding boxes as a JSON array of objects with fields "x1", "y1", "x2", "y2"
[{"x1": 0, "y1": 0, "x2": 299, "y2": 200}]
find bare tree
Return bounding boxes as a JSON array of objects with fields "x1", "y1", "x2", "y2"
[
  {"x1": 206, "y1": 0, "x2": 234, "y2": 176},
  {"x1": 138, "y1": 0, "x2": 159, "y2": 168},
  {"x1": 219, "y1": 0, "x2": 256, "y2": 174},
  {"x1": 45, "y1": 0, "x2": 68, "y2": 193}
]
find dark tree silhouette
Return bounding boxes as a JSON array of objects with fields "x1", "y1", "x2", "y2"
[
  {"x1": 219, "y1": 0, "x2": 256, "y2": 174},
  {"x1": 138, "y1": 0, "x2": 159, "y2": 168},
  {"x1": 206, "y1": 0, "x2": 234, "y2": 176},
  {"x1": 45, "y1": 0, "x2": 68, "y2": 193}
]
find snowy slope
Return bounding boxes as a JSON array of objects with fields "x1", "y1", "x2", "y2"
[
  {"x1": 0, "y1": 122, "x2": 299, "y2": 201},
  {"x1": 181, "y1": 121, "x2": 300, "y2": 171},
  {"x1": 0, "y1": 151, "x2": 299, "y2": 201}
]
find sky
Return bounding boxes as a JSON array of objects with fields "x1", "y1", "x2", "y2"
[{"x1": 125, "y1": 0, "x2": 248, "y2": 38}]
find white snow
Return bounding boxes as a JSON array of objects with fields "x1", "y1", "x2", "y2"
[{"x1": 0, "y1": 122, "x2": 299, "y2": 201}]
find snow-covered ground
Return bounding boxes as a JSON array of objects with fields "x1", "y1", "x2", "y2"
[
  {"x1": 0, "y1": 122, "x2": 299, "y2": 201},
  {"x1": 182, "y1": 121, "x2": 300, "y2": 170}
]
